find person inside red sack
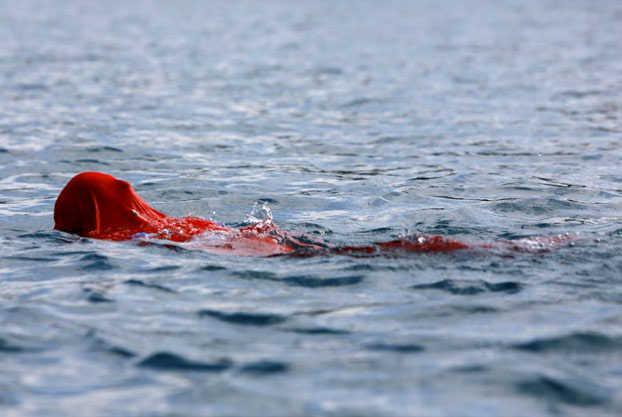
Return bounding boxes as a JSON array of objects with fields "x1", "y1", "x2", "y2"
[{"x1": 53, "y1": 172, "x2": 573, "y2": 256}]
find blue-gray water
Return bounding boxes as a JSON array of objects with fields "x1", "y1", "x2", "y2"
[{"x1": 1, "y1": 0, "x2": 621, "y2": 416}]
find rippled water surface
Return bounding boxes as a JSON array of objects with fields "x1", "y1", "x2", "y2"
[{"x1": 1, "y1": 0, "x2": 622, "y2": 416}]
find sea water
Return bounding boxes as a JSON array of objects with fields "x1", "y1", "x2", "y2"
[{"x1": 0, "y1": 0, "x2": 621, "y2": 415}]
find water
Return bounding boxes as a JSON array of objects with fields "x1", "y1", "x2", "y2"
[{"x1": 1, "y1": 0, "x2": 621, "y2": 415}]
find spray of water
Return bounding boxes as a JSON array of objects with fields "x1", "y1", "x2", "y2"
[{"x1": 243, "y1": 202, "x2": 273, "y2": 225}]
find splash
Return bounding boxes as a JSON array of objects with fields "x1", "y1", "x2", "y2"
[{"x1": 243, "y1": 202, "x2": 274, "y2": 225}]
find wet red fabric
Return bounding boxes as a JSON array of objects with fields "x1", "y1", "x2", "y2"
[
  {"x1": 54, "y1": 172, "x2": 229, "y2": 241},
  {"x1": 54, "y1": 172, "x2": 574, "y2": 256},
  {"x1": 53, "y1": 172, "x2": 315, "y2": 255}
]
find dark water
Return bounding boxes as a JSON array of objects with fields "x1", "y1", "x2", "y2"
[{"x1": 1, "y1": 0, "x2": 622, "y2": 415}]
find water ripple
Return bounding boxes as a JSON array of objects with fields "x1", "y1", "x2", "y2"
[
  {"x1": 124, "y1": 279, "x2": 175, "y2": 293},
  {"x1": 79, "y1": 253, "x2": 114, "y2": 271},
  {"x1": 0, "y1": 337, "x2": 29, "y2": 353},
  {"x1": 239, "y1": 361, "x2": 290, "y2": 375},
  {"x1": 365, "y1": 342, "x2": 424, "y2": 353},
  {"x1": 512, "y1": 332, "x2": 622, "y2": 353},
  {"x1": 198, "y1": 310, "x2": 287, "y2": 326},
  {"x1": 83, "y1": 288, "x2": 113, "y2": 303},
  {"x1": 232, "y1": 270, "x2": 364, "y2": 288},
  {"x1": 282, "y1": 275, "x2": 363, "y2": 288},
  {"x1": 137, "y1": 352, "x2": 232, "y2": 372},
  {"x1": 287, "y1": 327, "x2": 351, "y2": 335},
  {"x1": 412, "y1": 279, "x2": 523, "y2": 295},
  {"x1": 516, "y1": 375, "x2": 609, "y2": 406}
]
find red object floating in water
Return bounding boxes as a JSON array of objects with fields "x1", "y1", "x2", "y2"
[
  {"x1": 54, "y1": 172, "x2": 318, "y2": 255},
  {"x1": 54, "y1": 172, "x2": 228, "y2": 241},
  {"x1": 54, "y1": 172, "x2": 574, "y2": 256}
]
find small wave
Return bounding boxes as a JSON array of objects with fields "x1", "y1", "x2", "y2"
[
  {"x1": 450, "y1": 365, "x2": 488, "y2": 373},
  {"x1": 553, "y1": 89, "x2": 605, "y2": 100},
  {"x1": 88, "y1": 336, "x2": 136, "y2": 358},
  {"x1": 200, "y1": 264, "x2": 226, "y2": 271},
  {"x1": 137, "y1": 352, "x2": 232, "y2": 372},
  {"x1": 124, "y1": 279, "x2": 175, "y2": 293},
  {"x1": 512, "y1": 332, "x2": 621, "y2": 353},
  {"x1": 412, "y1": 279, "x2": 523, "y2": 295},
  {"x1": 4, "y1": 255, "x2": 58, "y2": 262},
  {"x1": 232, "y1": 270, "x2": 278, "y2": 280},
  {"x1": 80, "y1": 253, "x2": 114, "y2": 271},
  {"x1": 239, "y1": 361, "x2": 290, "y2": 375},
  {"x1": 344, "y1": 264, "x2": 375, "y2": 271},
  {"x1": 517, "y1": 375, "x2": 609, "y2": 406},
  {"x1": 256, "y1": 197, "x2": 278, "y2": 204},
  {"x1": 365, "y1": 342, "x2": 424, "y2": 353},
  {"x1": 146, "y1": 265, "x2": 180, "y2": 273},
  {"x1": 341, "y1": 97, "x2": 383, "y2": 108},
  {"x1": 20, "y1": 231, "x2": 81, "y2": 244},
  {"x1": 74, "y1": 159, "x2": 111, "y2": 165},
  {"x1": 491, "y1": 197, "x2": 587, "y2": 216},
  {"x1": 15, "y1": 82, "x2": 48, "y2": 91},
  {"x1": 297, "y1": 223, "x2": 333, "y2": 235},
  {"x1": 198, "y1": 309, "x2": 287, "y2": 326},
  {"x1": 233, "y1": 270, "x2": 363, "y2": 288},
  {"x1": 86, "y1": 146, "x2": 123, "y2": 153},
  {"x1": 83, "y1": 288, "x2": 113, "y2": 303},
  {"x1": 311, "y1": 66, "x2": 343, "y2": 76},
  {"x1": 356, "y1": 227, "x2": 394, "y2": 235},
  {"x1": 493, "y1": 201, "x2": 551, "y2": 215},
  {"x1": 107, "y1": 346, "x2": 136, "y2": 358},
  {"x1": 287, "y1": 327, "x2": 351, "y2": 335},
  {"x1": 282, "y1": 275, "x2": 363, "y2": 288},
  {"x1": 0, "y1": 337, "x2": 27, "y2": 353}
]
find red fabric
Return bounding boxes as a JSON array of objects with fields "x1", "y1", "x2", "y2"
[
  {"x1": 54, "y1": 172, "x2": 229, "y2": 241},
  {"x1": 53, "y1": 172, "x2": 316, "y2": 255},
  {"x1": 54, "y1": 172, "x2": 574, "y2": 256}
]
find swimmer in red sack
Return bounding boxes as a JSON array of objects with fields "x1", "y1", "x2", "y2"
[{"x1": 53, "y1": 172, "x2": 574, "y2": 256}]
